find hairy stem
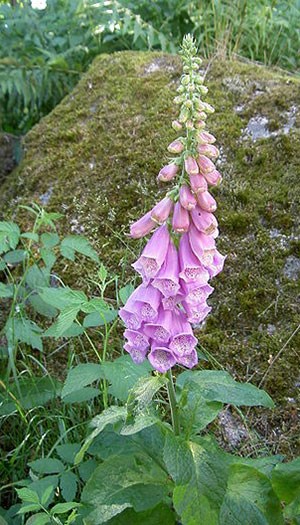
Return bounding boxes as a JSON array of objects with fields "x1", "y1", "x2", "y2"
[{"x1": 167, "y1": 369, "x2": 180, "y2": 435}]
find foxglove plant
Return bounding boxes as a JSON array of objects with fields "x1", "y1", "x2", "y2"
[{"x1": 120, "y1": 35, "x2": 225, "y2": 375}]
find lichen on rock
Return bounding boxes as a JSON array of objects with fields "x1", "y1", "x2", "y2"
[{"x1": 0, "y1": 51, "x2": 299, "y2": 456}]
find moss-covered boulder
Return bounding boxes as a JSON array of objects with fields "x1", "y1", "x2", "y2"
[{"x1": 1, "y1": 52, "x2": 299, "y2": 455}]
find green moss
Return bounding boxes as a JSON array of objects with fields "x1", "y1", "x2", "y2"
[{"x1": 0, "y1": 52, "x2": 299, "y2": 456}]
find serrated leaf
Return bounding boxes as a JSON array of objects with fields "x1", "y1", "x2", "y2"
[
  {"x1": 21, "y1": 232, "x2": 39, "y2": 242},
  {"x1": 272, "y1": 457, "x2": 300, "y2": 503},
  {"x1": 127, "y1": 375, "x2": 167, "y2": 413},
  {"x1": 101, "y1": 355, "x2": 152, "y2": 402},
  {"x1": 5, "y1": 317, "x2": 43, "y2": 351},
  {"x1": 81, "y1": 297, "x2": 108, "y2": 314},
  {"x1": 56, "y1": 443, "x2": 81, "y2": 464},
  {"x1": 29, "y1": 458, "x2": 65, "y2": 475},
  {"x1": 28, "y1": 295, "x2": 57, "y2": 318},
  {"x1": 40, "y1": 248, "x2": 56, "y2": 269},
  {"x1": 60, "y1": 235, "x2": 99, "y2": 263},
  {"x1": 28, "y1": 476, "x2": 58, "y2": 509},
  {"x1": 83, "y1": 309, "x2": 117, "y2": 327},
  {"x1": 40, "y1": 232, "x2": 60, "y2": 249},
  {"x1": 38, "y1": 287, "x2": 87, "y2": 310},
  {"x1": 78, "y1": 459, "x2": 98, "y2": 482},
  {"x1": 81, "y1": 453, "x2": 171, "y2": 524},
  {"x1": 4, "y1": 249, "x2": 27, "y2": 264},
  {"x1": 63, "y1": 386, "x2": 100, "y2": 404},
  {"x1": 178, "y1": 382, "x2": 223, "y2": 434},
  {"x1": 119, "y1": 284, "x2": 134, "y2": 305},
  {"x1": 177, "y1": 370, "x2": 274, "y2": 408},
  {"x1": 16, "y1": 488, "x2": 40, "y2": 504},
  {"x1": 0, "y1": 282, "x2": 14, "y2": 298},
  {"x1": 43, "y1": 306, "x2": 80, "y2": 338},
  {"x1": 18, "y1": 504, "x2": 41, "y2": 514},
  {"x1": 0, "y1": 221, "x2": 20, "y2": 254},
  {"x1": 25, "y1": 513, "x2": 51, "y2": 525},
  {"x1": 61, "y1": 363, "x2": 103, "y2": 398},
  {"x1": 59, "y1": 472, "x2": 78, "y2": 502}
]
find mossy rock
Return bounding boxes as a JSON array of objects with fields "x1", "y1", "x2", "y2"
[{"x1": 1, "y1": 51, "x2": 299, "y2": 456}]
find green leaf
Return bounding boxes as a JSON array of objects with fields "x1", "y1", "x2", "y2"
[
  {"x1": 101, "y1": 355, "x2": 152, "y2": 402},
  {"x1": 40, "y1": 248, "x2": 56, "y2": 269},
  {"x1": 59, "y1": 472, "x2": 78, "y2": 503},
  {"x1": 81, "y1": 454, "x2": 171, "y2": 524},
  {"x1": 40, "y1": 232, "x2": 60, "y2": 249},
  {"x1": 81, "y1": 297, "x2": 108, "y2": 314},
  {"x1": 25, "y1": 265, "x2": 50, "y2": 289},
  {"x1": 78, "y1": 459, "x2": 98, "y2": 482},
  {"x1": 28, "y1": 476, "x2": 58, "y2": 509},
  {"x1": 120, "y1": 413, "x2": 159, "y2": 436},
  {"x1": 97, "y1": 264, "x2": 108, "y2": 282},
  {"x1": 60, "y1": 323, "x2": 84, "y2": 337},
  {"x1": 178, "y1": 382, "x2": 223, "y2": 434},
  {"x1": 127, "y1": 375, "x2": 167, "y2": 413},
  {"x1": 75, "y1": 407, "x2": 126, "y2": 464},
  {"x1": 63, "y1": 387, "x2": 100, "y2": 404},
  {"x1": 43, "y1": 306, "x2": 80, "y2": 338},
  {"x1": 119, "y1": 284, "x2": 134, "y2": 305},
  {"x1": 18, "y1": 504, "x2": 41, "y2": 514},
  {"x1": 219, "y1": 464, "x2": 283, "y2": 525},
  {"x1": 83, "y1": 309, "x2": 117, "y2": 327},
  {"x1": 60, "y1": 235, "x2": 99, "y2": 263},
  {"x1": 105, "y1": 503, "x2": 176, "y2": 524},
  {"x1": 56, "y1": 443, "x2": 81, "y2": 464},
  {"x1": 38, "y1": 287, "x2": 87, "y2": 310},
  {"x1": 5, "y1": 317, "x2": 43, "y2": 351},
  {"x1": 0, "y1": 376, "x2": 61, "y2": 416},
  {"x1": 25, "y1": 514, "x2": 51, "y2": 525},
  {"x1": 16, "y1": 488, "x2": 40, "y2": 504},
  {"x1": 0, "y1": 282, "x2": 14, "y2": 298},
  {"x1": 51, "y1": 502, "x2": 81, "y2": 515},
  {"x1": 284, "y1": 496, "x2": 300, "y2": 523},
  {"x1": 61, "y1": 363, "x2": 103, "y2": 398},
  {"x1": 177, "y1": 370, "x2": 274, "y2": 408},
  {"x1": 272, "y1": 457, "x2": 300, "y2": 503},
  {"x1": 28, "y1": 295, "x2": 57, "y2": 318},
  {"x1": 0, "y1": 221, "x2": 20, "y2": 254},
  {"x1": 21, "y1": 232, "x2": 39, "y2": 242},
  {"x1": 4, "y1": 249, "x2": 27, "y2": 264},
  {"x1": 29, "y1": 458, "x2": 65, "y2": 475}
]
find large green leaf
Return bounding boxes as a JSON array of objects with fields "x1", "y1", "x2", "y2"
[
  {"x1": 178, "y1": 382, "x2": 223, "y2": 434},
  {"x1": 83, "y1": 309, "x2": 117, "y2": 327},
  {"x1": 81, "y1": 454, "x2": 172, "y2": 524},
  {"x1": 127, "y1": 375, "x2": 167, "y2": 413},
  {"x1": 177, "y1": 370, "x2": 274, "y2": 408},
  {"x1": 29, "y1": 458, "x2": 65, "y2": 475},
  {"x1": 43, "y1": 305, "x2": 80, "y2": 338},
  {"x1": 38, "y1": 287, "x2": 87, "y2": 310},
  {"x1": 100, "y1": 355, "x2": 152, "y2": 402},
  {"x1": 272, "y1": 457, "x2": 300, "y2": 503},
  {"x1": 105, "y1": 503, "x2": 176, "y2": 524},
  {"x1": 219, "y1": 464, "x2": 283, "y2": 525},
  {"x1": 60, "y1": 235, "x2": 99, "y2": 263},
  {"x1": 61, "y1": 363, "x2": 103, "y2": 398}
]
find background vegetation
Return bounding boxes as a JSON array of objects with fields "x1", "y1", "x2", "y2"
[{"x1": 0, "y1": 0, "x2": 299, "y2": 134}]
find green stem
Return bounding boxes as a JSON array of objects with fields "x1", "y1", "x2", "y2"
[{"x1": 166, "y1": 369, "x2": 180, "y2": 435}]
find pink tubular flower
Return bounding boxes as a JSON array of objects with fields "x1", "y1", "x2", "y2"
[
  {"x1": 195, "y1": 120, "x2": 206, "y2": 130},
  {"x1": 179, "y1": 233, "x2": 210, "y2": 284},
  {"x1": 148, "y1": 344, "x2": 176, "y2": 373},
  {"x1": 162, "y1": 293, "x2": 183, "y2": 311},
  {"x1": 124, "y1": 329, "x2": 150, "y2": 351},
  {"x1": 133, "y1": 284, "x2": 161, "y2": 322},
  {"x1": 208, "y1": 251, "x2": 226, "y2": 278},
  {"x1": 189, "y1": 224, "x2": 216, "y2": 267},
  {"x1": 157, "y1": 163, "x2": 179, "y2": 182},
  {"x1": 189, "y1": 174, "x2": 208, "y2": 194},
  {"x1": 197, "y1": 191, "x2": 217, "y2": 213},
  {"x1": 152, "y1": 241, "x2": 180, "y2": 298},
  {"x1": 172, "y1": 120, "x2": 183, "y2": 131},
  {"x1": 130, "y1": 211, "x2": 156, "y2": 239},
  {"x1": 190, "y1": 207, "x2": 218, "y2": 237},
  {"x1": 197, "y1": 155, "x2": 215, "y2": 174},
  {"x1": 172, "y1": 202, "x2": 190, "y2": 233},
  {"x1": 124, "y1": 343, "x2": 148, "y2": 364},
  {"x1": 169, "y1": 310, "x2": 197, "y2": 357},
  {"x1": 179, "y1": 184, "x2": 197, "y2": 210},
  {"x1": 197, "y1": 144, "x2": 219, "y2": 159},
  {"x1": 182, "y1": 300, "x2": 212, "y2": 324},
  {"x1": 185, "y1": 156, "x2": 199, "y2": 175},
  {"x1": 182, "y1": 282, "x2": 214, "y2": 305},
  {"x1": 151, "y1": 197, "x2": 173, "y2": 224},
  {"x1": 177, "y1": 348, "x2": 198, "y2": 368},
  {"x1": 197, "y1": 131, "x2": 216, "y2": 144},
  {"x1": 144, "y1": 308, "x2": 174, "y2": 343},
  {"x1": 132, "y1": 224, "x2": 170, "y2": 281},
  {"x1": 203, "y1": 169, "x2": 222, "y2": 186},
  {"x1": 167, "y1": 140, "x2": 184, "y2": 154}
]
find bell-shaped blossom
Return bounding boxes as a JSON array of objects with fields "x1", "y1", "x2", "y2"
[
  {"x1": 132, "y1": 224, "x2": 169, "y2": 281},
  {"x1": 190, "y1": 207, "x2": 218, "y2": 237},
  {"x1": 169, "y1": 310, "x2": 197, "y2": 357},
  {"x1": 172, "y1": 202, "x2": 190, "y2": 233},
  {"x1": 189, "y1": 224, "x2": 216, "y2": 267},
  {"x1": 148, "y1": 344, "x2": 176, "y2": 373},
  {"x1": 182, "y1": 282, "x2": 214, "y2": 305},
  {"x1": 152, "y1": 241, "x2": 180, "y2": 298},
  {"x1": 184, "y1": 156, "x2": 199, "y2": 175},
  {"x1": 151, "y1": 197, "x2": 173, "y2": 224},
  {"x1": 124, "y1": 329, "x2": 149, "y2": 351},
  {"x1": 157, "y1": 163, "x2": 179, "y2": 182},
  {"x1": 177, "y1": 348, "x2": 198, "y2": 368},
  {"x1": 207, "y1": 251, "x2": 226, "y2": 278},
  {"x1": 172, "y1": 120, "x2": 183, "y2": 131},
  {"x1": 197, "y1": 131, "x2": 216, "y2": 144},
  {"x1": 197, "y1": 191, "x2": 217, "y2": 213},
  {"x1": 189, "y1": 174, "x2": 207, "y2": 194},
  {"x1": 133, "y1": 284, "x2": 161, "y2": 322},
  {"x1": 183, "y1": 300, "x2": 212, "y2": 324},
  {"x1": 144, "y1": 308, "x2": 174, "y2": 343},
  {"x1": 167, "y1": 140, "x2": 184, "y2": 154},
  {"x1": 130, "y1": 211, "x2": 156, "y2": 239},
  {"x1": 179, "y1": 184, "x2": 197, "y2": 210},
  {"x1": 197, "y1": 155, "x2": 215, "y2": 174},
  {"x1": 195, "y1": 120, "x2": 206, "y2": 130},
  {"x1": 124, "y1": 343, "x2": 148, "y2": 364},
  {"x1": 179, "y1": 233, "x2": 210, "y2": 284},
  {"x1": 197, "y1": 144, "x2": 219, "y2": 159},
  {"x1": 162, "y1": 293, "x2": 183, "y2": 311},
  {"x1": 203, "y1": 169, "x2": 222, "y2": 186}
]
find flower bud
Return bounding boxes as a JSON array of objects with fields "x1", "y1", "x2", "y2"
[
  {"x1": 197, "y1": 155, "x2": 215, "y2": 174},
  {"x1": 197, "y1": 131, "x2": 216, "y2": 144},
  {"x1": 197, "y1": 144, "x2": 219, "y2": 158},
  {"x1": 174, "y1": 95, "x2": 184, "y2": 105},
  {"x1": 185, "y1": 99, "x2": 193, "y2": 108},
  {"x1": 195, "y1": 120, "x2": 206, "y2": 130},
  {"x1": 203, "y1": 102, "x2": 215, "y2": 113},
  {"x1": 151, "y1": 197, "x2": 173, "y2": 223},
  {"x1": 172, "y1": 120, "x2": 183, "y2": 131},
  {"x1": 179, "y1": 108, "x2": 189, "y2": 123},
  {"x1": 186, "y1": 120, "x2": 194, "y2": 130},
  {"x1": 199, "y1": 85, "x2": 208, "y2": 95},
  {"x1": 167, "y1": 140, "x2": 184, "y2": 154},
  {"x1": 181, "y1": 75, "x2": 190, "y2": 85},
  {"x1": 185, "y1": 156, "x2": 199, "y2": 175},
  {"x1": 189, "y1": 174, "x2": 207, "y2": 193},
  {"x1": 196, "y1": 111, "x2": 207, "y2": 120},
  {"x1": 172, "y1": 202, "x2": 190, "y2": 233},
  {"x1": 130, "y1": 211, "x2": 156, "y2": 238},
  {"x1": 197, "y1": 191, "x2": 217, "y2": 212},
  {"x1": 157, "y1": 163, "x2": 179, "y2": 182},
  {"x1": 176, "y1": 85, "x2": 185, "y2": 94},
  {"x1": 204, "y1": 169, "x2": 222, "y2": 186},
  {"x1": 180, "y1": 185, "x2": 197, "y2": 210}
]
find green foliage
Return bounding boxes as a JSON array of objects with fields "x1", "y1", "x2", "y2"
[{"x1": 0, "y1": 0, "x2": 299, "y2": 134}]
